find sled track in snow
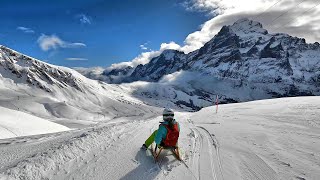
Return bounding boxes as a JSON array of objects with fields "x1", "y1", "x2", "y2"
[
  {"x1": 191, "y1": 128, "x2": 216, "y2": 180},
  {"x1": 0, "y1": 119, "x2": 158, "y2": 180},
  {"x1": 197, "y1": 126, "x2": 224, "y2": 180},
  {"x1": 189, "y1": 126, "x2": 224, "y2": 180}
]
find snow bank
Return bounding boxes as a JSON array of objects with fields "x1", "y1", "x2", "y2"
[{"x1": 0, "y1": 106, "x2": 69, "y2": 139}]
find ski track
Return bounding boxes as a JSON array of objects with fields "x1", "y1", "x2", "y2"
[
  {"x1": 0, "y1": 113, "x2": 224, "y2": 180},
  {"x1": 238, "y1": 151, "x2": 278, "y2": 180},
  {"x1": 0, "y1": 119, "x2": 154, "y2": 180},
  {"x1": 0, "y1": 116, "x2": 193, "y2": 180},
  {"x1": 197, "y1": 126, "x2": 224, "y2": 180},
  {"x1": 189, "y1": 127, "x2": 222, "y2": 180}
]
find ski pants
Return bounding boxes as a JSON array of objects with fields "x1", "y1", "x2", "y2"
[{"x1": 144, "y1": 130, "x2": 157, "y2": 148}]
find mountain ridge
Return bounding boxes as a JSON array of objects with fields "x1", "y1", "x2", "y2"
[
  {"x1": 1, "y1": 18, "x2": 319, "y2": 111},
  {"x1": 76, "y1": 18, "x2": 320, "y2": 110},
  {"x1": 83, "y1": 18, "x2": 319, "y2": 84}
]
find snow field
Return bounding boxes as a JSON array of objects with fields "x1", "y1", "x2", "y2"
[
  {"x1": 189, "y1": 96, "x2": 320, "y2": 180},
  {"x1": 0, "y1": 96, "x2": 319, "y2": 180}
]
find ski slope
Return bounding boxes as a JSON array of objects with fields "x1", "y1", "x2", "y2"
[{"x1": 0, "y1": 96, "x2": 319, "y2": 180}]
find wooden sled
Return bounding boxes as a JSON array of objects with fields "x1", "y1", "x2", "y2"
[{"x1": 152, "y1": 144, "x2": 182, "y2": 162}]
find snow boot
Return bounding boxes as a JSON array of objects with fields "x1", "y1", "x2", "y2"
[{"x1": 141, "y1": 144, "x2": 147, "y2": 150}]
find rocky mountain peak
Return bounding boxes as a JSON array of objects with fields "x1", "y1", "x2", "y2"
[
  {"x1": 0, "y1": 45, "x2": 85, "y2": 92},
  {"x1": 230, "y1": 18, "x2": 268, "y2": 35},
  {"x1": 76, "y1": 19, "x2": 320, "y2": 103}
]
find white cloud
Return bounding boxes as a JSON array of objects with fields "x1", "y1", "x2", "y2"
[
  {"x1": 139, "y1": 44, "x2": 148, "y2": 50},
  {"x1": 67, "y1": 42, "x2": 87, "y2": 48},
  {"x1": 78, "y1": 14, "x2": 91, "y2": 24},
  {"x1": 131, "y1": 51, "x2": 162, "y2": 66},
  {"x1": 140, "y1": 45, "x2": 148, "y2": 50},
  {"x1": 66, "y1": 58, "x2": 88, "y2": 61},
  {"x1": 37, "y1": 34, "x2": 86, "y2": 51},
  {"x1": 180, "y1": 0, "x2": 320, "y2": 50},
  {"x1": 109, "y1": 41, "x2": 184, "y2": 70},
  {"x1": 17, "y1": 26, "x2": 35, "y2": 33},
  {"x1": 108, "y1": 50, "x2": 162, "y2": 70},
  {"x1": 181, "y1": 0, "x2": 220, "y2": 15},
  {"x1": 160, "y1": 41, "x2": 181, "y2": 51}
]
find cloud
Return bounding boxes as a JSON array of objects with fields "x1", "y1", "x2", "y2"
[
  {"x1": 140, "y1": 45, "x2": 148, "y2": 50},
  {"x1": 139, "y1": 43, "x2": 148, "y2": 50},
  {"x1": 109, "y1": 41, "x2": 185, "y2": 70},
  {"x1": 160, "y1": 41, "x2": 181, "y2": 51},
  {"x1": 131, "y1": 51, "x2": 162, "y2": 66},
  {"x1": 77, "y1": 14, "x2": 91, "y2": 24},
  {"x1": 109, "y1": 50, "x2": 162, "y2": 69},
  {"x1": 67, "y1": 42, "x2": 87, "y2": 48},
  {"x1": 37, "y1": 34, "x2": 86, "y2": 51},
  {"x1": 17, "y1": 26, "x2": 35, "y2": 33},
  {"x1": 181, "y1": 0, "x2": 220, "y2": 15},
  {"x1": 66, "y1": 57, "x2": 88, "y2": 61},
  {"x1": 179, "y1": 0, "x2": 320, "y2": 51}
]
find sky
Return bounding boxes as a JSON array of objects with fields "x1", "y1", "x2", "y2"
[
  {"x1": 0, "y1": 0, "x2": 209, "y2": 67},
  {"x1": 1, "y1": 0, "x2": 320, "y2": 68}
]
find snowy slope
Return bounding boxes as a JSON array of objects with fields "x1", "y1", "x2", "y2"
[
  {"x1": 0, "y1": 96, "x2": 319, "y2": 180},
  {"x1": 0, "y1": 106, "x2": 69, "y2": 139},
  {"x1": 189, "y1": 96, "x2": 320, "y2": 180},
  {"x1": 0, "y1": 45, "x2": 160, "y2": 136}
]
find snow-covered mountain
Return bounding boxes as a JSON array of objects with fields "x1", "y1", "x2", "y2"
[
  {"x1": 78, "y1": 19, "x2": 320, "y2": 110},
  {"x1": 0, "y1": 45, "x2": 159, "y2": 139}
]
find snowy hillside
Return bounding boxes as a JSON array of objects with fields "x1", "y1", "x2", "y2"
[
  {"x1": 0, "y1": 106, "x2": 69, "y2": 139},
  {"x1": 0, "y1": 96, "x2": 319, "y2": 180},
  {"x1": 0, "y1": 45, "x2": 160, "y2": 137},
  {"x1": 77, "y1": 19, "x2": 320, "y2": 110}
]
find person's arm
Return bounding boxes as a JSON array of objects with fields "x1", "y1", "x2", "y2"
[{"x1": 155, "y1": 125, "x2": 167, "y2": 145}]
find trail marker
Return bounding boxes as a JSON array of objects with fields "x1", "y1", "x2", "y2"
[{"x1": 215, "y1": 95, "x2": 219, "y2": 114}]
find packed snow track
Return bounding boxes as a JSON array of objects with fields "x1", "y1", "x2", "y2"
[{"x1": 0, "y1": 97, "x2": 320, "y2": 180}]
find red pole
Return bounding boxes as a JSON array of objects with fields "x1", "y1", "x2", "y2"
[{"x1": 215, "y1": 95, "x2": 219, "y2": 113}]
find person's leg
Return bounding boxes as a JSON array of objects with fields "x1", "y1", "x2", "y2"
[{"x1": 144, "y1": 130, "x2": 157, "y2": 148}]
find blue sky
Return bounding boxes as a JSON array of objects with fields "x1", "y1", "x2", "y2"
[
  {"x1": 0, "y1": 0, "x2": 210, "y2": 67},
  {"x1": 3, "y1": 0, "x2": 319, "y2": 68}
]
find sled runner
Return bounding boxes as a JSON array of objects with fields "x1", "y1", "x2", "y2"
[{"x1": 150, "y1": 144, "x2": 182, "y2": 162}]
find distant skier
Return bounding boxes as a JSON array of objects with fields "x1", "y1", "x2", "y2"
[{"x1": 141, "y1": 108, "x2": 180, "y2": 150}]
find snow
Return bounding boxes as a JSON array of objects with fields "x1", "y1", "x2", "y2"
[
  {"x1": 0, "y1": 45, "x2": 160, "y2": 130},
  {"x1": 0, "y1": 20, "x2": 320, "y2": 180},
  {"x1": 0, "y1": 106, "x2": 69, "y2": 139},
  {"x1": 162, "y1": 49, "x2": 176, "y2": 59},
  {"x1": 0, "y1": 96, "x2": 319, "y2": 180}
]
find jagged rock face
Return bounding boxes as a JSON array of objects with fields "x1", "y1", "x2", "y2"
[
  {"x1": 102, "y1": 66, "x2": 133, "y2": 76},
  {"x1": 128, "y1": 18, "x2": 320, "y2": 97},
  {"x1": 130, "y1": 50, "x2": 187, "y2": 81},
  {"x1": 76, "y1": 18, "x2": 320, "y2": 109},
  {"x1": 0, "y1": 46, "x2": 84, "y2": 92}
]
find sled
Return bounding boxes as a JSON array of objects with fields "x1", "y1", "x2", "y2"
[{"x1": 151, "y1": 144, "x2": 182, "y2": 162}]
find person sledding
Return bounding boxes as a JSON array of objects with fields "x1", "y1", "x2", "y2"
[{"x1": 141, "y1": 108, "x2": 181, "y2": 161}]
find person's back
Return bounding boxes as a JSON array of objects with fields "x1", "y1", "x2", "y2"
[
  {"x1": 156, "y1": 119, "x2": 180, "y2": 147},
  {"x1": 142, "y1": 108, "x2": 180, "y2": 150}
]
